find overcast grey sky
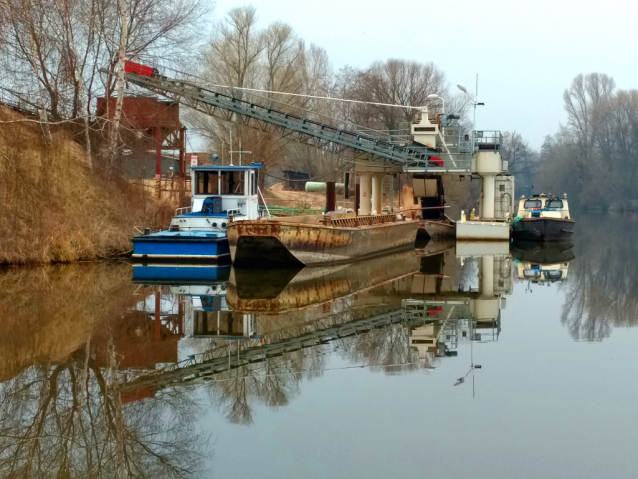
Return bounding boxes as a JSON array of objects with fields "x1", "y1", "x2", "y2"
[{"x1": 209, "y1": 0, "x2": 637, "y2": 148}]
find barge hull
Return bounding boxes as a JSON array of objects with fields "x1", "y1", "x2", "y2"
[
  {"x1": 228, "y1": 217, "x2": 419, "y2": 267},
  {"x1": 418, "y1": 216, "x2": 456, "y2": 239},
  {"x1": 512, "y1": 218, "x2": 575, "y2": 242}
]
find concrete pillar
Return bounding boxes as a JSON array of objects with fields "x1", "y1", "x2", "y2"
[
  {"x1": 371, "y1": 174, "x2": 383, "y2": 215},
  {"x1": 481, "y1": 174, "x2": 495, "y2": 220},
  {"x1": 480, "y1": 255, "x2": 494, "y2": 297},
  {"x1": 359, "y1": 173, "x2": 372, "y2": 215}
]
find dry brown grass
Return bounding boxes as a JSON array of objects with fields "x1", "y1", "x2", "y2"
[{"x1": 0, "y1": 107, "x2": 173, "y2": 264}]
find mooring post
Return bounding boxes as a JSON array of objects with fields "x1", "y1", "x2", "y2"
[{"x1": 344, "y1": 172, "x2": 350, "y2": 199}]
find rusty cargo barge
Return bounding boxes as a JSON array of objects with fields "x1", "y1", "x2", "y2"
[{"x1": 227, "y1": 213, "x2": 419, "y2": 267}]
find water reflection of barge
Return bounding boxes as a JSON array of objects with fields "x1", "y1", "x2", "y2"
[{"x1": 227, "y1": 247, "x2": 421, "y2": 313}]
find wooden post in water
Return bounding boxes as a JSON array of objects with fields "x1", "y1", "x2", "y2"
[
  {"x1": 154, "y1": 289, "x2": 161, "y2": 341},
  {"x1": 326, "y1": 181, "x2": 336, "y2": 212},
  {"x1": 178, "y1": 296, "x2": 184, "y2": 336}
]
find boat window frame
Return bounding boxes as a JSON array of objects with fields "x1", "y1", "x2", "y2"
[
  {"x1": 220, "y1": 170, "x2": 246, "y2": 196},
  {"x1": 523, "y1": 268, "x2": 542, "y2": 278},
  {"x1": 545, "y1": 199, "x2": 564, "y2": 210},
  {"x1": 524, "y1": 199, "x2": 542, "y2": 209},
  {"x1": 251, "y1": 170, "x2": 257, "y2": 196},
  {"x1": 195, "y1": 170, "x2": 220, "y2": 195}
]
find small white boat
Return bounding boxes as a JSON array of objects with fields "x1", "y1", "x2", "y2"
[{"x1": 132, "y1": 163, "x2": 266, "y2": 262}]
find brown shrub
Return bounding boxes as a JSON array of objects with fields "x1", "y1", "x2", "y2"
[{"x1": 0, "y1": 107, "x2": 173, "y2": 264}]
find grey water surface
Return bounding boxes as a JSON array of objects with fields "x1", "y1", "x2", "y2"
[{"x1": 0, "y1": 213, "x2": 636, "y2": 478}]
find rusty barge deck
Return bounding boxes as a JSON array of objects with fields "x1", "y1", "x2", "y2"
[{"x1": 227, "y1": 213, "x2": 420, "y2": 267}]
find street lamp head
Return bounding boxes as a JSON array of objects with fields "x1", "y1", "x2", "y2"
[
  {"x1": 427, "y1": 93, "x2": 440, "y2": 100},
  {"x1": 456, "y1": 83, "x2": 468, "y2": 93}
]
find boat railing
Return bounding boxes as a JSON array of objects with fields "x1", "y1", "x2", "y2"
[
  {"x1": 175, "y1": 206, "x2": 192, "y2": 215},
  {"x1": 325, "y1": 213, "x2": 399, "y2": 228}
]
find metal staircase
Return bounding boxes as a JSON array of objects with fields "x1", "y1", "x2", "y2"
[{"x1": 123, "y1": 71, "x2": 471, "y2": 172}]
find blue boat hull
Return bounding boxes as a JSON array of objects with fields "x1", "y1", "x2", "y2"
[
  {"x1": 132, "y1": 232, "x2": 230, "y2": 262},
  {"x1": 132, "y1": 264, "x2": 231, "y2": 284}
]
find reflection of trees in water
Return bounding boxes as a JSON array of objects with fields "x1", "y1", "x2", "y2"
[
  {"x1": 341, "y1": 324, "x2": 429, "y2": 374},
  {"x1": 0, "y1": 354, "x2": 208, "y2": 478},
  {"x1": 0, "y1": 264, "x2": 209, "y2": 478},
  {"x1": 203, "y1": 311, "x2": 433, "y2": 424},
  {"x1": 205, "y1": 344, "x2": 329, "y2": 425},
  {"x1": 561, "y1": 215, "x2": 638, "y2": 340}
]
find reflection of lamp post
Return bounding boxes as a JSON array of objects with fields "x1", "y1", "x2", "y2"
[
  {"x1": 426, "y1": 93, "x2": 445, "y2": 113},
  {"x1": 454, "y1": 321, "x2": 482, "y2": 397}
]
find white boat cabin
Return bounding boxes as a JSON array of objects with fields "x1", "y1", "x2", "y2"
[
  {"x1": 516, "y1": 262, "x2": 570, "y2": 283},
  {"x1": 169, "y1": 284, "x2": 259, "y2": 340},
  {"x1": 516, "y1": 194, "x2": 571, "y2": 220},
  {"x1": 170, "y1": 164, "x2": 264, "y2": 232}
]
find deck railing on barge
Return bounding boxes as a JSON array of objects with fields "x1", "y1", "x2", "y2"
[{"x1": 324, "y1": 213, "x2": 400, "y2": 228}]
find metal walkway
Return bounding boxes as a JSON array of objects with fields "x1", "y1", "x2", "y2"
[{"x1": 124, "y1": 71, "x2": 470, "y2": 172}]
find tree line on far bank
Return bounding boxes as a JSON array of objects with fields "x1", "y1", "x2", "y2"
[
  {"x1": 510, "y1": 73, "x2": 638, "y2": 211},
  {"x1": 188, "y1": 5, "x2": 472, "y2": 184}
]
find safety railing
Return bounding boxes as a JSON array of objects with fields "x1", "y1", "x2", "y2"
[
  {"x1": 325, "y1": 213, "x2": 399, "y2": 228},
  {"x1": 474, "y1": 131, "x2": 502, "y2": 151},
  {"x1": 175, "y1": 206, "x2": 192, "y2": 215}
]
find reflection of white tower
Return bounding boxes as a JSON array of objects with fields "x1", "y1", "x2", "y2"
[
  {"x1": 404, "y1": 301, "x2": 467, "y2": 361},
  {"x1": 466, "y1": 249, "x2": 512, "y2": 340}
]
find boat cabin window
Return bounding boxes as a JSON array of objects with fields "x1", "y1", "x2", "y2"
[
  {"x1": 251, "y1": 170, "x2": 258, "y2": 196},
  {"x1": 524, "y1": 199, "x2": 542, "y2": 209},
  {"x1": 196, "y1": 171, "x2": 219, "y2": 195},
  {"x1": 545, "y1": 199, "x2": 564, "y2": 209},
  {"x1": 221, "y1": 171, "x2": 245, "y2": 195},
  {"x1": 544, "y1": 270, "x2": 563, "y2": 280},
  {"x1": 523, "y1": 269, "x2": 541, "y2": 278}
]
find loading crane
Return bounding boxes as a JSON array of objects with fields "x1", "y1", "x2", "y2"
[
  {"x1": 118, "y1": 62, "x2": 513, "y2": 225},
  {"x1": 120, "y1": 63, "x2": 471, "y2": 173}
]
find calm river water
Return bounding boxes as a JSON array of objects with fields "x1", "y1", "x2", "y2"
[{"x1": 0, "y1": 213, "x2": 637, "y2": 478}]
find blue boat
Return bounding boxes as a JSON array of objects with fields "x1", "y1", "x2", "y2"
[
  {"x1": 132, "y1": 163, "x2": 265, "y2": 262},
  {"x1": 131, "y1": 265, "x2": 259, "y2": 340},
  {"x1": 131, "y1": 263, "x2": 231, "y2": 284}
]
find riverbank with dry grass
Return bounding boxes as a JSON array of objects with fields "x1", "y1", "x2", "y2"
[{"x1": 0, "y1": 106, "x2": 173, "y2": 265}]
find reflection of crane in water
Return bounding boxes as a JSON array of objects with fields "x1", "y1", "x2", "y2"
[
  {"x1": 125, "y1": 243, "x2": 513, "y2": 399},
  {"x1": 122, "y1": 306, "x2": 415, "y2": 392}
]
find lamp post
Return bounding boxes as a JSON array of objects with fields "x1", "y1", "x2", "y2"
[
  {"x1": 457, "y1": 83, "x2": 485, "y2": 149},
  {"x1": 426, "y1": 93, "x2": 445, "y2": 113}
]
